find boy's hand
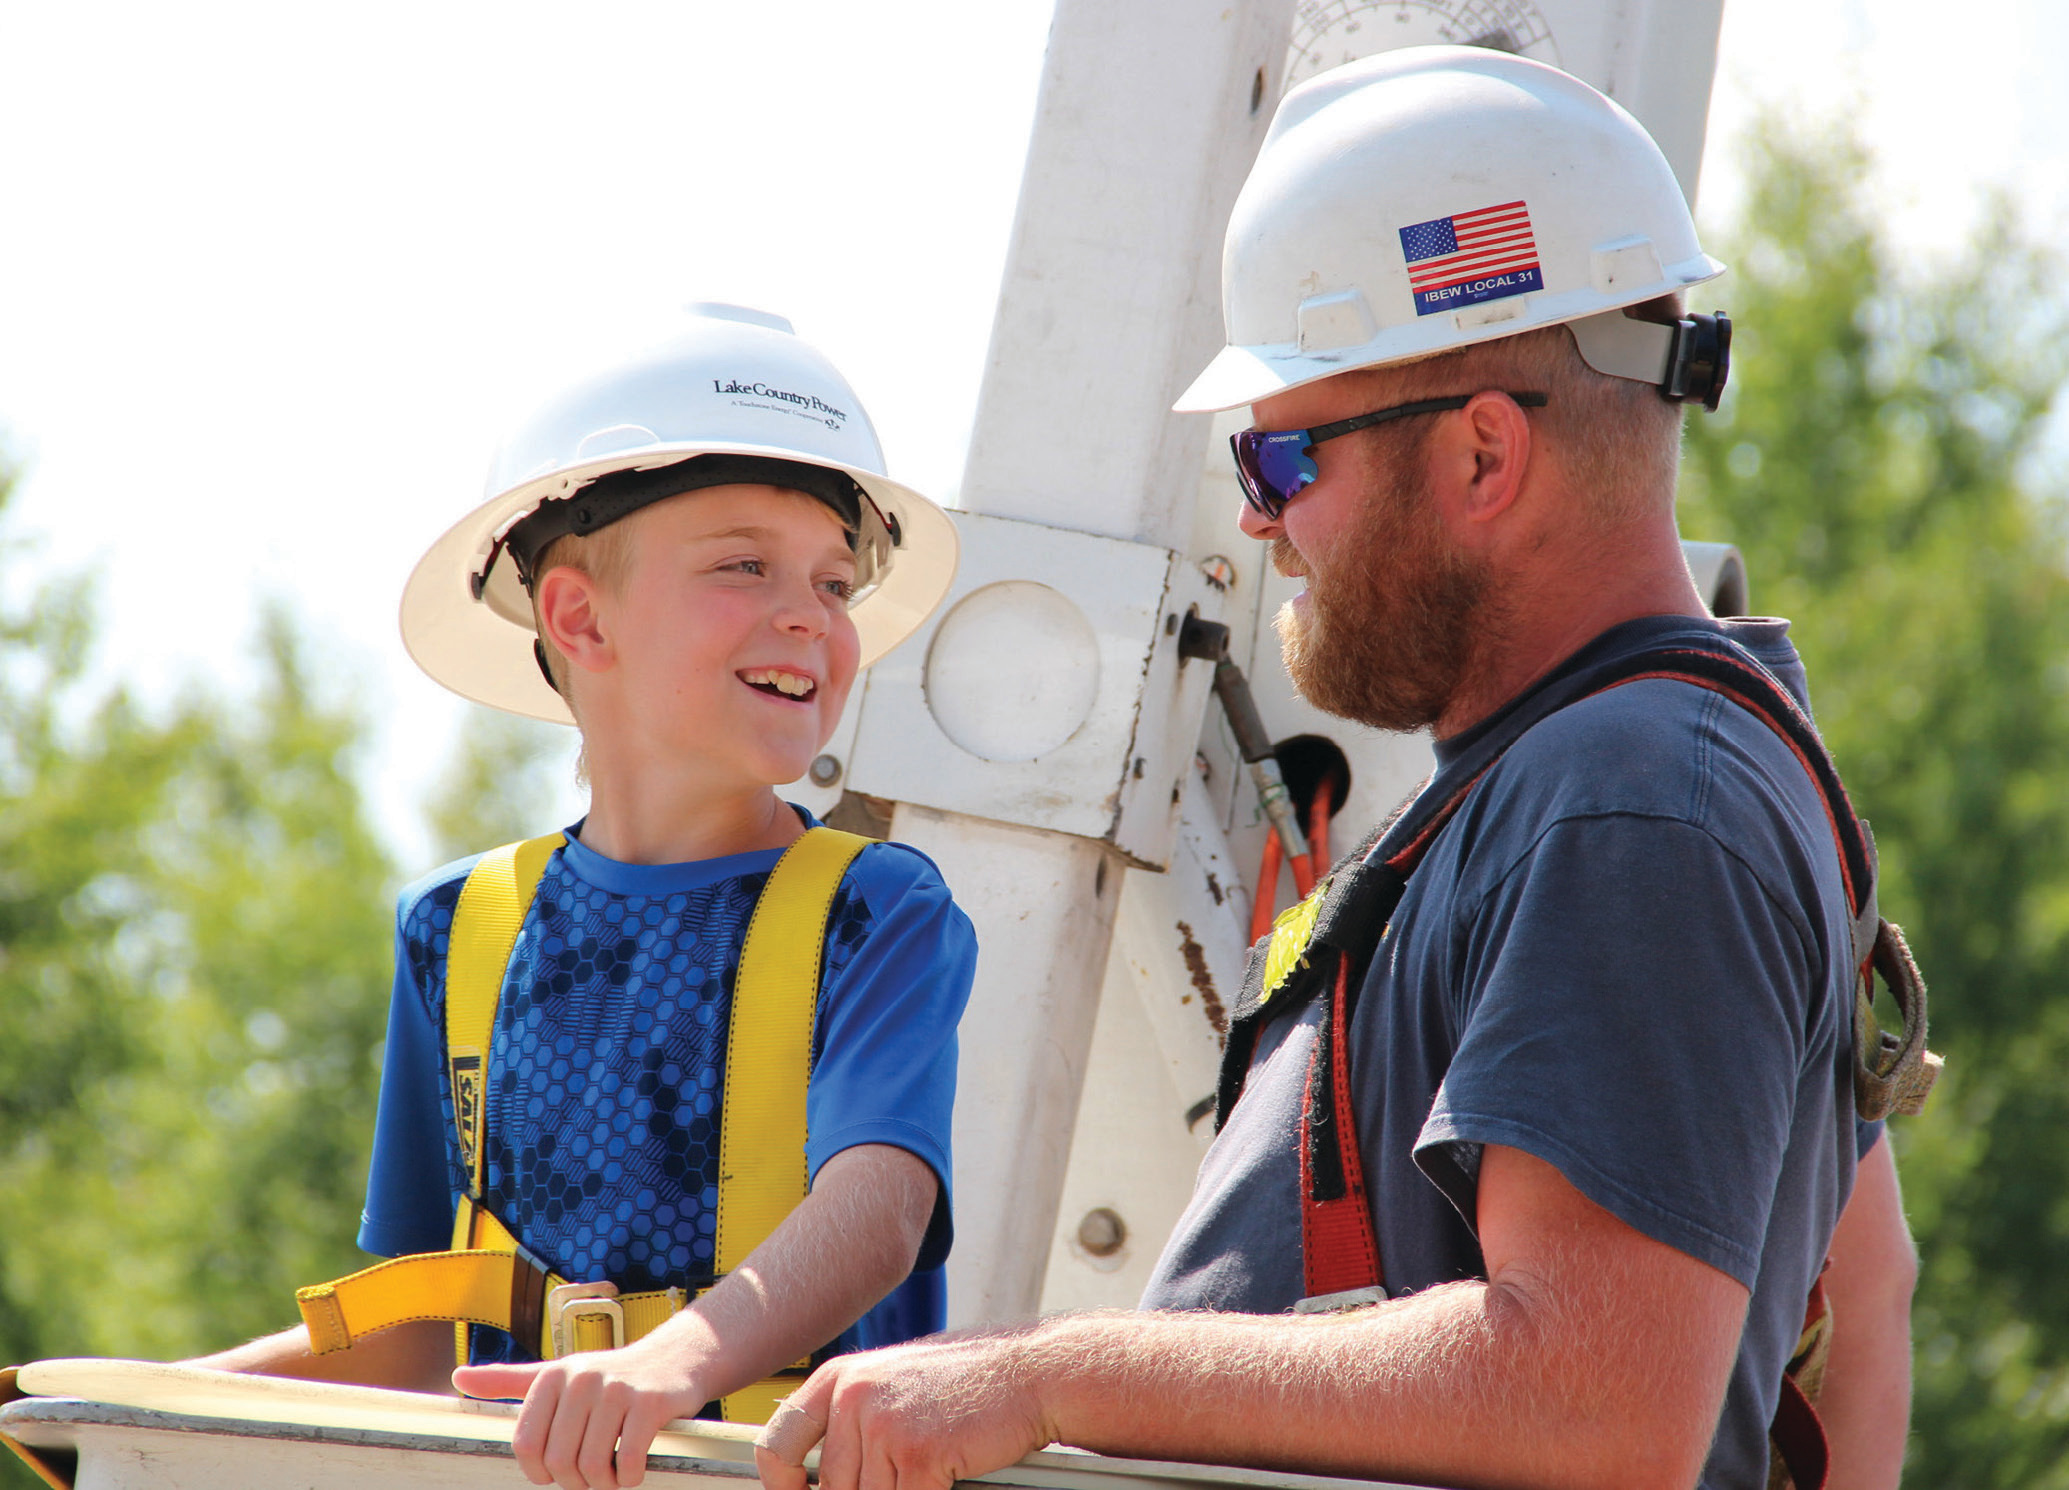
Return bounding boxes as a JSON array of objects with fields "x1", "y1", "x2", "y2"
[{"x1": 454, "y1": 1333, "x2": 707, "y2": 1490}]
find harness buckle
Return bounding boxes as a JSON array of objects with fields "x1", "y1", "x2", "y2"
[{"x1": 547, "y1": 1281, "x2": 625, "y2": 1356}]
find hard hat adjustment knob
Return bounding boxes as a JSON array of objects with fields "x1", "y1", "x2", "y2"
[{"x1": 1663, "y1": 311, "x2": 1732, "y2": 412}]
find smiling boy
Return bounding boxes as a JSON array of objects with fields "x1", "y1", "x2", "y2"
[{"x1": 190, "y1": 305, "x2": 973, "y2": 1490}]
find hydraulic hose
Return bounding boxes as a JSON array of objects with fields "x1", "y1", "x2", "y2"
[{"x1": 1213, "y1": 658, "x2": 1317, "y2": 940}]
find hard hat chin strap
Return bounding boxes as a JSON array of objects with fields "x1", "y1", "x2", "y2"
[{"x1": 1569, "y1": 308, "x2": 1732, "y2": 412}]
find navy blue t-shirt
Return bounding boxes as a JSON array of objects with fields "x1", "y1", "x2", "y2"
[
  {"x1": 359, "y1": 815, "x2": 974, "y2": 1362},
  {"x1": 1143, "y1": 617, "x2": 1879, "y2": 1489}
]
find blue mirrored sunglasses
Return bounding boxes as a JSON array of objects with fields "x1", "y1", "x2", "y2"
[{"x1": 1229, "y1": 391, "x2": 1549, "y2": 520}]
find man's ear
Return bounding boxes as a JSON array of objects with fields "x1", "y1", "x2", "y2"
[
  {"x1": 1431, "y1": 390, "x2": 1534, "y2": 535},
  {"x1": 535, "y1": 565, "x2": 612, "y2": 677}
]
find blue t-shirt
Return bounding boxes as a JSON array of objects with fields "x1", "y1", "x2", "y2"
[
  {"x1": 359, "y1": 813, "x2": 974, "y2": 1363},
  {"x1": 1142, "y1": 617, "x2": 1879, "y2": 1490}
]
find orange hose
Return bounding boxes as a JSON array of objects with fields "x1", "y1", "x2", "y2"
[
  {"x1": 1289, "y1": 851, "x2": 1316, "y2": 898},
  {"x1": 1310, "y1": 776, "x2": 1335, "y2": 866}
]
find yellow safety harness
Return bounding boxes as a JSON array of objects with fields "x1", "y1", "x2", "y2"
[{"x1": 295, "y1": 826, "x2": 869, "y2": 1424}]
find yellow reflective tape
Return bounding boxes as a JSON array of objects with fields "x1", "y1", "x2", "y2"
[
  {"x1": 715, "y1": 828, "x2": 869, "y2": 1277},
  {"x1": 446, "y1": 834, "x2": 565, "y2": 1196},
  {"x1": 1261, "y1": 877, "x2": 1330, "y2": 1004}
]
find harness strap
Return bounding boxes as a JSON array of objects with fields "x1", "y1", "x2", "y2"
[
  {"x1": 1296, "y1": 957, "x2": 1382, "y2": 1303},
  {"x1": 717, "y1": 827, "x2": 864, "y2": 1279},
  {"x1": 300, "y1": 1197, "x2": 688, "y2": 1360},
  {"x1": 295, "y1": 826, "x2": 869, "y2": 1426},
  {"x1": 447, "y1": 834, "x2": 566, "y2": 1199}
]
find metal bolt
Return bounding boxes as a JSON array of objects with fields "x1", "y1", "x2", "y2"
[
  {"x1": 808, "y1": 754, "x2": 842, "y2": 787},
  {"x1": 1077, "y1": 1207, "x2": 1126, "y2": 1257}
]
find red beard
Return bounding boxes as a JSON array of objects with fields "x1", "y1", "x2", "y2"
[{"x1": 1273, "y1": 456, "x2": 1502, "y2": 734}]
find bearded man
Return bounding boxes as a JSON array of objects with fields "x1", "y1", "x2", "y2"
[{"x1": 754, "y1": 48, "x2": 1921, "y2": 1490}]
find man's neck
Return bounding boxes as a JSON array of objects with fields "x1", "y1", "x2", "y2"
[{"x1": 1434, "y1": 520, "x2": 1708, "y2": 740}]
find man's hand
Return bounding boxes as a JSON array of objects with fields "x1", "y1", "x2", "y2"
[
  {"x1": 754, "y1": 1326, "x2": 1057, "y2": 1490},
  {"x1": 453, "y1": 1330, "x2": 708, "y2": 1490}
]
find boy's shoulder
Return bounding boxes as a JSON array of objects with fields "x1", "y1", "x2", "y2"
[
  {"x1": 839, "y1": 834, "x2": 954, "y2": 903},
  {"x1": 393, "y1": 846, "x2": 493, "y2": 936}
]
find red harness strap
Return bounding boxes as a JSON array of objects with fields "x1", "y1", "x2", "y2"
[
  {"x1": 1294, "y1": 771, "x2": 1485, "y2": 1306},
  {"x1": 1299, "y1": 957, "x2": 1382, "y2": 1300}
]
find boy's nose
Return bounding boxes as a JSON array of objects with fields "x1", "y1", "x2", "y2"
[{"x1": 772, "y1": 580, "x2": 830, "y2": 638}]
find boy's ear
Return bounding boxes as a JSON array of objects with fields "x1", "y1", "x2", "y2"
[{"x1": 535, "y1": 566, "x2": 613, "y2": 677}]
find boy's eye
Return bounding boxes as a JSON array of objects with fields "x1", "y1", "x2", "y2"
[
  {"x1": 727, "y1": 558, "x2": 766, "y2": 575},
  {"x1": 821, "y1": 576, "x2": 856, "y2": 601}
]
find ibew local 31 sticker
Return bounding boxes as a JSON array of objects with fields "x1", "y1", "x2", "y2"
[{"x1": 1399, "y1": 201, "x2": 1543, "y2": 316}]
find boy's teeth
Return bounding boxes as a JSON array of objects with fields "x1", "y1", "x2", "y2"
[{"x1": 745, "y1": 668, "x2": 813, "y2": 697}]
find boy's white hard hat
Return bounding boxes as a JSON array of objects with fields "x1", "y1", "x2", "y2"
[
  {"x1": 401, "y1": 304, "x2": 959, "y2": 724},
  {"x1": 1174, "y1": 46, "x2": 1726, "y2": 413}
]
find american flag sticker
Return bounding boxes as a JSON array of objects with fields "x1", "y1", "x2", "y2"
[{"x1": 1398, "y1": 201, "x2": 1543, "y2": 316}]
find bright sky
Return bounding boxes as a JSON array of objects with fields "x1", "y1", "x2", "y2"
[{"x1": 3, "y1": 0, "x2": 2064, "y2": 869}]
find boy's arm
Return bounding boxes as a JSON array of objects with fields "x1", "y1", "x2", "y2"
[
  {"x1": 453, "y1": 1141, "x2": 937, "y2": 1490},
  {"x1": 184, "y1": 1318, "x2": 456, "y2": 1395}
]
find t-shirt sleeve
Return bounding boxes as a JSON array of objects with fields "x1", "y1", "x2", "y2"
[
  {"x1": 805, "y1": 843, "x2": 975, "y2": 1272},
  {"x1": 358, "y1": 898, "x2": 462, "y2": 1259},
  {"x1": 1415, "y1": 814, "x2": 1821, "y2": 1288}
]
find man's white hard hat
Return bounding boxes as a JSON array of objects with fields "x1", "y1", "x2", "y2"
[
  {"x1": 1175, "y1": 46, "x2": 1727, "y2": 414},
  {"x1": 401, "y1": 304, "x2": 959, "y2": 725}
]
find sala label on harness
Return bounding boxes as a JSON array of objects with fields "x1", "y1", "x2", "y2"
[{"x1": 451, "y1": 1049, "x2": 483, "y2": 1153}]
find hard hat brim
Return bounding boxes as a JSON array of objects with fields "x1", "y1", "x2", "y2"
[
  {"x1": 399, "y1": 441, "x2": 958, "y2": 725},
  {"x1": 1172, "y1": 252, "x2": 1727, "y2": 414}
]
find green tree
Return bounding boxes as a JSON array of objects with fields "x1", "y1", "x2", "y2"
[
  {"x1": 424, "y1": 707, "x2": 575, "y2": 865},
  {"x1": 0, "y1": 466, "x2": 397, "y2": 1381},
  {"x1": 3, "y1": 613, "x2": 399, "y2": 1361},
  {"x1": 1681, "y1": 121, "x2": 2069, "y2": 1485}
]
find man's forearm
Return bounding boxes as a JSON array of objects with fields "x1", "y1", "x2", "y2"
[{"x1": 1034, "y1": 1282, "x2": 1676, "y2": 1490}]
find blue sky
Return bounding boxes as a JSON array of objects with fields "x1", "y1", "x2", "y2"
[{"x1": 2, "y1": 0, "x2": 2063, "y2": 867}]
